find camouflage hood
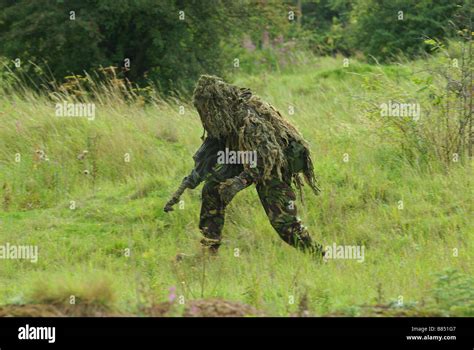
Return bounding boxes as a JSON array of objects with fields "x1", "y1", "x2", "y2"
[
  {"x1": 192, "y1": 75, "x2": 243, "y2": 139},
  {"x1": 192, "y1": 75, "x2": 320, "y2": 194}
]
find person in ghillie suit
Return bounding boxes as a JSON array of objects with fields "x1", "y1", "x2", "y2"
[{"x1": 165, "y1": 75, "x2": 323, "y2": 257}]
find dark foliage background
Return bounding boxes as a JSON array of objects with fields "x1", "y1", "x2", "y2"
[{"x1": 0, "y1": 0, "x2": 470, "y2": 93}]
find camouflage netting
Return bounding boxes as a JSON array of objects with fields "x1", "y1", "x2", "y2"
[{"x1": 192, "y1": 75, "x2": 320, "y2": 194}]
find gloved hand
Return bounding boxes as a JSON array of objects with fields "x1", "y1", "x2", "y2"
[{"x1": 218, "y1": 177, "x2": 247, "y2": 204}]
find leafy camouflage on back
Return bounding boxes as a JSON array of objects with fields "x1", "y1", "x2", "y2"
[{"x1": 193, "y1": 75, "x2": 320, "y2": 194}]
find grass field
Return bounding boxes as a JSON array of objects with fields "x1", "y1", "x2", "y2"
[{"x1": 0, "y1": 56, "x2": 472, "y2": 316}]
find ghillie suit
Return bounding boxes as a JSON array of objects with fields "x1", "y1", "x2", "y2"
[{"x1": 166, "y1": 75, "x2": 322, "y2": 256}]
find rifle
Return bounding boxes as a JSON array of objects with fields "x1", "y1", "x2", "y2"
[
  {"x1": 163, "y1": 177, "x2": 190, "y2": 212},
  {"x1": 163, "y1": 137, "x2": 223, "y2": 213}
]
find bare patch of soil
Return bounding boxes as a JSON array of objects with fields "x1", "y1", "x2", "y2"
[
  {"x1": 323, "y1": 304, "x2": 444, "y2": 317},
  {"x1": 0, "y1": 301, "x2": 440, "y2": 317},
  {"x1": 0, "y1": 298, "x2": 262, "y2": 317},
  {"x1": 142, "y1": 298, "x2": 264, "y2": 317},
  {"x1": 0, "y1": 304, "x2": 120, "y2": 317}
]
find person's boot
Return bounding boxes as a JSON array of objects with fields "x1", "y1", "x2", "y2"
[
  {"x1": 200, "y1": 237, "x2": 221, "y2": 256},
  {"x1": 292, "y1": 227, "x2": 325, "y2": 261}
]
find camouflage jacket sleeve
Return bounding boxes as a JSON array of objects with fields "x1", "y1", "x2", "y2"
[{"x1": 235, "y1": 165, "x2": 262, "y2": 185}]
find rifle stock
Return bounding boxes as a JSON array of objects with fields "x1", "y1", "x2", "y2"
[
  {"x1": 163, "y1": 177, "x2": 190, "y2": 212},
  {"x1": 164, "y1": 137, "x2": 221, "y2": 212}
]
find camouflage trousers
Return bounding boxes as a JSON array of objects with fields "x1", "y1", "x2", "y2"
[{"x1": 199, "y1": 175, "x2": 322, "y2": 255}]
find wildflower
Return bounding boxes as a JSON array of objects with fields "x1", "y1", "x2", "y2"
[{"x1": 168, "y1": 286, "x2": 177, "y2": 303}]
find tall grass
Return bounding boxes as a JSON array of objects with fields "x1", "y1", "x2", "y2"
[{"x1": 0, "y1": 55, "x2": 472, "y2": 316}]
